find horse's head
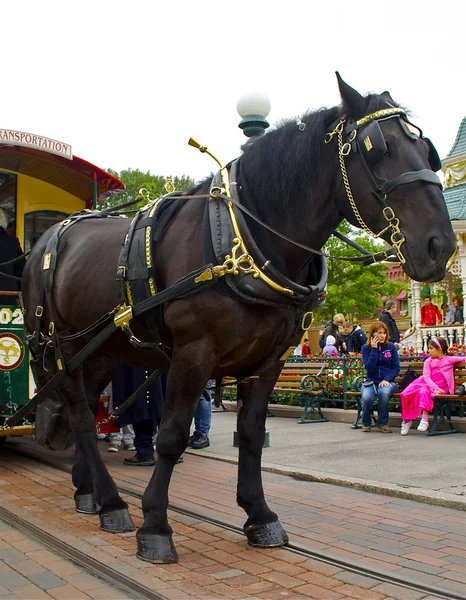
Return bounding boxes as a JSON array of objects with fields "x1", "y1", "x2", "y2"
[{"x1": 331, "y1": 73, "x2": 455, "y2": 282}]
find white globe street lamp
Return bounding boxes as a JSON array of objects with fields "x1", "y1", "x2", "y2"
[{"x1": 236, "y1": 93, "x2": 271, "y2": 139}]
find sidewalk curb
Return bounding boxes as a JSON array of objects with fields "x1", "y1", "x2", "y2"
[{"x1": 185, "y1": 448, "x2": 466, "y2": 511}]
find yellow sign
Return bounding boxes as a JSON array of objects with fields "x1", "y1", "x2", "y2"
[{"x1": 0, "y1": 332, "x2": 25, "y2": 371}]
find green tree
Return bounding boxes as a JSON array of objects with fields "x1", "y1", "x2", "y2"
[
  {"x1": 314, "y1": 222, "x2": 401, "y2": 323},
  {"x1": 97, "y1": 169, "x2": 196, "y2": 212}
]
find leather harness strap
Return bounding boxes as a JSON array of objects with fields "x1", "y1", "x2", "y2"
[{"x1": 4, "y1": 263, "x2": 220, "y2": 429}]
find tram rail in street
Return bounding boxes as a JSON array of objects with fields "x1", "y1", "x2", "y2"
[{"x1": 0, "y1": 505, "x2": 167, "y2": 600}]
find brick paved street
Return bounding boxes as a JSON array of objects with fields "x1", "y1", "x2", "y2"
[
  {"x1": 0, "y1": 517, "x2": 132, "y2": 599},
  {"x1": 1, "y1": 431, "x2": 466, "y2": 599}
]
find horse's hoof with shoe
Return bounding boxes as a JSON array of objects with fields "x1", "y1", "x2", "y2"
[
  {"x1": 136, "y1": 532, "x2": 179, "y2": 563},
  {"x1": 75, "y1": 493, "x2": 100, "y2": 515},
  {"x1": 244, "y1": 520, "x2": 289, "y2": 548},
  {"x1": 99, "y1": 508, "x2": 135, "y2": 533}
]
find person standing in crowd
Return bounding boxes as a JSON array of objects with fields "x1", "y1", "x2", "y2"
[
  {"x1": 189, "y1": 381, "x2": 213, "y2": 450},
  {"x1": 360, "y1": 321, "x2": 400, "y2": 433},
  {"x1": 379, "y1": 301, "x2": 401, "y2": 348},
  {"x1": 110, "y1": 365, "x2": 166, "y2": 467},
  {"x1": 319, "y1": 313, "x2": 345, "y2": 352},
  {"x1": 322, "y1": 335, "x2": 338, "y2": 357},
  {"x1": 0, "y1": 215, "x2": 25, "y2": 305},
  {"x1": 453, "y1": 298, "x2": 464, "y2": 325},
  {"x1": 342, "y1": 322, "x2": 368, "y2": 354},
  {"x1": 421, "y1": 296, "x2": 442, "y2": 326},
  {"x1": 107, "y1": 425, "x2": 135, "y2": 452},
  {"x1": 441, "y1": 302, "x2": 455, "y2": 325},
  {"x1": 400, "y1": 337, "x2": 465, "y2": 435}
]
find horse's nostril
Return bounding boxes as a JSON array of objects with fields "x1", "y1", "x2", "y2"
[{"x1": 428, "y1": 237, "x2": 439, "y2": 261}]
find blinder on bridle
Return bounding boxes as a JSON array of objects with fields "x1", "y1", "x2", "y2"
[
  {"x1": 343, "y1": 109, "x2": 443, "y2": 198},
  {"x1": 325, "y1": 107, "x2": 443, "y2": 264}
]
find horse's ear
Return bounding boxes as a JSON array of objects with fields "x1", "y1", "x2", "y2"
[
  {"x1": 336, "y1": 71, "x2": 366, "y2": 118},
  {"x1": 381, "y1": 91, "x2": 396, "y2": 105}
]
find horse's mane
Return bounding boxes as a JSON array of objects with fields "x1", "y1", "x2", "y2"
[{"x1": 188, "y1": 91, "x2": 404, "y2": 224}]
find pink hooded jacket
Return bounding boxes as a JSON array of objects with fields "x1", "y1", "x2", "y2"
[{"x1": 423, "y1": 355, "x2": 465, "y2": 393}]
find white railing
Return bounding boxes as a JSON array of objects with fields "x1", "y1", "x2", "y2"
[{"x1": 418, "y1": 326, "x2": 465, "y2": 352}]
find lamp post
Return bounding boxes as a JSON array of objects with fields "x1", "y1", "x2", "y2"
[
  {"x1": 236, "y1": 93, "x2": 271, "y2": 145},
  {"x1": 232, "y1": 92, "x2": 272, "y2": 449}
]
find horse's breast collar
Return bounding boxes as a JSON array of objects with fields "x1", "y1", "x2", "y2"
[{"x1": 204, "y1": 159, "x2": 327, "y2": 311}]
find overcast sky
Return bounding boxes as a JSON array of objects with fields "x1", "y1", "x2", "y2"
[{"x1": 3, "y1": 1, "x2": 465, "y2": 183}]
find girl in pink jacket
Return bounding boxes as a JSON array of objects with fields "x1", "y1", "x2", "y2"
[{"x1": 400, "y1": 337, "x2": 464, "y2": 435}]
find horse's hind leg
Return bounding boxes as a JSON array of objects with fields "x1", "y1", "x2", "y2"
[
  {"x1": 73, "y1": 355, "x2": 116, "y2": 516},
  {"x1": 236, "y1": 364, "x2": 289, "y2": 548},
  {"x1": 61, "y1": 367, "x2": 134, "y2": 532}
]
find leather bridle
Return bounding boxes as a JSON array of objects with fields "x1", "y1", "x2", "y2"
[{"x1": 325, "y1": 107, "x2": 443, "y2": 264}]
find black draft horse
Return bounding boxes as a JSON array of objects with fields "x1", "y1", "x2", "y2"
[{"x1": 22, "y1": 74, "x2": 455, "y2": 563}]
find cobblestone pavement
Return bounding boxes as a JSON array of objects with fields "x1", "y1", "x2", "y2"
[
  {"x1": 1, "y1": 436, "x2": 466, "y2": 599},
  {"x1": 0, "y1": 517, "x2": 133, "y2": 599}
]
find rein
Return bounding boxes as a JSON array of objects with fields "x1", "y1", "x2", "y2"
[
  {"x1": 107, "y1": 191, "x2": 397, "y2": 266},
  {"x1": 0, "y1": 250, "x2": 31, "y2": 281}
]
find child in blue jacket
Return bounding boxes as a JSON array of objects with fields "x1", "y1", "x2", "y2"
[{"x1": 360, "y1": 321, "x2": 400, "y2": 433}]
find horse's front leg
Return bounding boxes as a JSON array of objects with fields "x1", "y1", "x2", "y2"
[
  {"x1": 60, "y1": 368, "x2": 135, "y2": 533},
  {"x1": 136, "y1": 353, "x2": 213, "y2": 564},
  {"x1": 237, "y1": 364, "x2": 289, "y2": 548}
]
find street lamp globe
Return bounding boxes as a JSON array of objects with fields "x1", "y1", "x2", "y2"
[{"x1": 237, "y1": 93, "x2": 271, "y2": 139}]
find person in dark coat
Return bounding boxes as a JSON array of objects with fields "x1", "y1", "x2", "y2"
[
  {"x1": 453, "y1": 298, "x2": 464, "y2": 325},
  {"x1": 319, "y1": 314, "x2": 345, "y2": 352},
  {"x1": 379, "y1": 301, "x2": 401, "y2": 348},
  {"x1": 111, "y1": 365, "x2": 167, "y2": 466},
  {"x1": 342, "y1": 322, "x2": 368, "y2": 354},
  {"x1": 0, "y1": 222, "x2": 25, "y2": 305}
]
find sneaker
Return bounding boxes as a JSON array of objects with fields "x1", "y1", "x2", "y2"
[
  {"x1": 417, "y1": 419, "x2": 429, "y2": 432},
  {"x1": 123, "y1": 456, "x2": 155, "y2": 466},
  {"x1": 400, "y1": 420, "x2": 412, "y2": 436},
  {"x1": 377, "y1": 425, "x2": 392, "y2": 433},
  {"x1": 124, "y1": 444, "x2": 136, "y2": 451},
  {"x1": 188, "y1": 432, "x2": 196, "y2": 448},
  {"x1": 191, "y1": 433, "x2": 210, "y2": 449},
  {"x1": 456, "y1": 384, "x2": 466, "y2": 396},
  {"x1": 107, "y1": 444, "x2": 120, "y2": 452},
  {"x1": 362, "y1": 426, "x2": 371, "y2": 432}
]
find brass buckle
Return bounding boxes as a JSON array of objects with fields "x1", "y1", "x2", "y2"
[
  {"x1": 301, "y1": 311, "x2": 313, "y2": 330},
  {"x1": 35, "y1": 306, "x2": 43, "y2": 317},
  {"x1": 42, "y1": 253, "x2": 52, "y2": 270},
  {"x1": 114, "y1": 304, "x2": 133, "y2": 329}
]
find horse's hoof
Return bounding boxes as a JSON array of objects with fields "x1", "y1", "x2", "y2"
[
  {"x1": 136, "y1": 532, "x2": 179, "y2": 563},
  {"x1": 244, "y1": 520, "x2": 289, "y2": 548},
  {"x1": 99, "y1": 508, "x2": 135, "y2": 533},
  {"x1": 75, "y1": 493, "x2": 100, "y2": 515}
]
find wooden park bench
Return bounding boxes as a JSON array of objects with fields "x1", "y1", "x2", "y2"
[
  {"x1": 223, "y1": 361, "x2": 329, "y2": 424},
  {"x1": 348, "y1": 360, "x2": 466, "y2": 436}
]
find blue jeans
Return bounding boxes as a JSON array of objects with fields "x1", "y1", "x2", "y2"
[
  {"x1": 194, "y1": 381, "x2": 212, "y2": 436},
  {"x1": 361, "y1": 381, "x2": 398, "y2": 427}
]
